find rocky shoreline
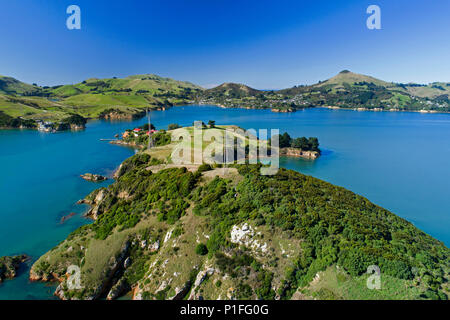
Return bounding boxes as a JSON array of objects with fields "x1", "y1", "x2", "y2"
[
  {"x1": 279, "y1": 147, "x2": 320, "y2": 160},
  {"x1": 109, "y1": 140, "x2": 144, "y2": 149},
  {"x1": 0, "y1": 255, "x2": 29, "y2": 283},
  {"x1": 321, "y1": 105, "x2": 449, "y2": 114},
  {"x1": 80, "y1": 173, "x2": 108, "y2": 182}
]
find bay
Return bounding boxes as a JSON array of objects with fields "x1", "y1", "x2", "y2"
[{"x1": 0, "y1": 105, "x2": 449, "y2": 299}]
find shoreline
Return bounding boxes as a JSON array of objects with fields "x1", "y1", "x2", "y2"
[
  {"x1": 2, "y1": 104, "x2": 450, "y2": 132},
  {"x1": 318, "y1": 105, "x2": 450, "y2": 115}
]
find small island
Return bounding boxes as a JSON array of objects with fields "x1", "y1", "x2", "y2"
[
  {"x1": 272, "y1": 132, "x2": 321, "y2": 160},
  {"x1": 80, "y1": 173, "x2": 108, "y2": 182},
  {"x1": 0, "y1": 255, "x2": 28, "y2": 283}
]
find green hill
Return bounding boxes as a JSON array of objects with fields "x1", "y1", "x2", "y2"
[
  {"x1": 203, "y1": 83, "x2": 262, "y2": 99},
  {"x1": 47, "y1": 74, "x2": 202, "y2": 98},
  {"x1": 313, "y1": 70, "x2": 450, "y2": 99},
  {"x1": 0, "y1": 74, "x2": 203, "y2": 128},
  {"x1": 315, "y1": 70, "x2": 392, "y2": 89},
  {"x1": 399, "y1": 82, "x2": 450, "y2": 99},
  {"x1": 0, "y1": 75, "x2": 40, "y2": 95},
  {"x1": 30, "y1": 136, "x2": 449, "y2": 300},
  {"x1": 279, "y1": 70, "x2": 449, "y2": 112},
  {"x1": 1, "y1": 71, "x2": 449, "y2": 129}
]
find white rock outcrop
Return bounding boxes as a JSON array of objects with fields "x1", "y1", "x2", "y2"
[{"x1": 230, "y1": 223, "x2": 267, "y2": 253}]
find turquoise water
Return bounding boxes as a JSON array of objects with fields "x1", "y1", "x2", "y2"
[{"x1": 1, "y1": 105, "x2": 449, "y2": 299}]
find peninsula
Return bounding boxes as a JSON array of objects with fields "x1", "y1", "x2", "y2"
[{"x1": 29, "y1": 125, "x2": 449, "y2": 300}]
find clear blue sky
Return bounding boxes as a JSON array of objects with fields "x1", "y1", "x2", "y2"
[{"x1": 0, "y1": 0, "x2": 449, "y2": 88}]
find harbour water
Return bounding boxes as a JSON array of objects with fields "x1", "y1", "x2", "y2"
[{"x1": 1, "y1": 105, "x2": 449, "y2": 299}]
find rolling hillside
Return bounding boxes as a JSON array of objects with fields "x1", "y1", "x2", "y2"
[
  {"x1": 0, "y1": 74, "x2": 203, "y2": 128},
  {"x1": 47, "y1": 74, "x2": 202, "y2": 97},
  {"x1": 278, "y1": 70, "x2": 449, "y2": 111},
  {"x1": 202, "y1": 83, "x2": 262, "y2": 99},
  {"x1": 0, "y1": 75, "x2": 40, "y2": 95},
  {"x1": 315, "y1": 70, "x2": 392, "y2": 88},
  {"x1": 1, "y1": 71, "x2": 449, "y2": 130}
]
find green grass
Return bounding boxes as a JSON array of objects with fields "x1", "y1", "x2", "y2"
[{"x1": 306, "y1": 266, "x2": 424, "y2": 300}]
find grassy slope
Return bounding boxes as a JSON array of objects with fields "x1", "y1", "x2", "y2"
[
  {"x1": 203, "y1": 83, "x2": 262, "y2": 98},
  {"x1": 0, "y1": 74, "x2": 202, "y2": 123},
  {"x1": 0, "y1": 75, "x2": 39, "y2": 95},
  {"x1": 314, "y1": 70, "x2": 393, "y2": 89}
]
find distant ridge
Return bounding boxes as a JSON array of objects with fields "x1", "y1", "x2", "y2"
[
  {"x1": 203, "y1": 82, "x2": 262, "y2": 98},
  {"x1": 1, "y1": 71, "x2": 449, "y2": 129},
  {"x1": 314, "y1": 70, "x2": 391, "y2": 88},
  {"x1": 0, "y1": 75, "x2": 40, "y2": 95}
]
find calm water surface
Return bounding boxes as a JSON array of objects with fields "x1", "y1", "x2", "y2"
[{"x1": 0, "y1": 105, "x2": 449, "y2": 299}]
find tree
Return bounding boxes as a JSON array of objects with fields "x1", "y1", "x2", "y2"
[
  {"x1": 195, "y1": 243, "x2": 208, "y2": 255},
  {"x1": 308, "y1": 137, "x2": 319, "y2": 152},
  {"x1": 168, "y1": 123, "x2": 180, "y2": 130},
  {"x1": 63, "y1": 114, "x2": 87, "y2": 126},
  {"x1": 278, "y1": 132, "x2": 291, "y2": 148},
  {"x1": 140, "y1": 123, "x2": 156, "y2": 131},
  {"x1": 208, "y1": 120, "x2": 216, "y2": 128},
  {"x1": 291, "y1": 137, "x2": 309, "y2": 149}
]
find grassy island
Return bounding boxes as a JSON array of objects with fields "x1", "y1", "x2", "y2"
[{"x1": 0, "y1": 255, "x2": 28, "y2": 283}]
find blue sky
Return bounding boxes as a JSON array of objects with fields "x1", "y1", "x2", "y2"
[{"x1": 0, "y1": 0, "x2": 449, "y2": 88}]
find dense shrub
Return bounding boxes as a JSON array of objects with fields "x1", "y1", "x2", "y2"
[
  {"x1": 195, "y1": 243, "x2": 208, "y2": 255},
  {"x1": 197, "y1": 164, "x2": 212, "y2": 173}
]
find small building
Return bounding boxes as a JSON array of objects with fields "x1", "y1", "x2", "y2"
[
  {"x1": 37, "y1": 120, "x2": 54, "y2": 132},
  {"x1": 146, "y1": 129, "x2": 158, "y2": 135}
]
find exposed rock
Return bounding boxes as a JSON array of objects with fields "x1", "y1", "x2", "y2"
[
  {"x1": 271, "y1": 108, "x2": 293, "y2": 113},
  {"x1": 230, "y1": 223, "x2": 268, "y2": 254},
  {"x1": 149, "y1": 240, "x2": 160, "y2": 252},
  {"x1": 80, "y1": 173, "x2": 108, "y2": 182},
  {"x1": 168, "y1": 281, "x2": 191, "y2": 300},
  {"x1": 54, "y1": 283, "x2": 67, "y2": 300},
  {"x1": 114, "y1": 163, "x2": 123, "y2": 179},
  {"x1": 279, "y1": 147, "x2": 319, "y2": 160},
  {"x1": 163, "y1": 229, "x2": 173, "y2": 244},
  {"x1": 84, "y1": 188, "x2": 107, "y2": 220},
  {"x1": 107, "y1": 278, "x2": 130, "y2": 300},
  {"x1": 109, "y1": 140, "x2": 144, "y2": 149},
  {"x1": 69, "y1": 124, "x2": 86, "y2": 131},
  {"x1": 123, "y1": 257, "x2": 132, "y2": 269},
  {"x1": 60, "y1": 212, "x2": 76, "y2": 224},
  {"x1": 188, "y1": 266, "x2": 215, "y2": 300}
]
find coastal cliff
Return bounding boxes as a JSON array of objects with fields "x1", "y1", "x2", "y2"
[{"x1": 279, "y1": 147, "x2": 319, "y2": 159}]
